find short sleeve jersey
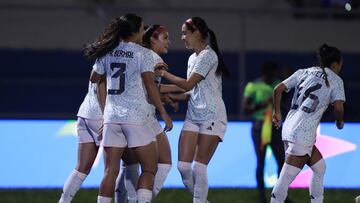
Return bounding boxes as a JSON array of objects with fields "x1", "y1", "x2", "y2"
[
  {"x1": 185, "y1": 46, "x2": 227, "y2": 123},
  {"x1": 282, "y1": 67, "x2": 345, "y2": 146},
  {"x1": 149, "y1": 50, "x2": 164, "y2": 116},
  {"x1": 93, "y1": 42, "x2": 155, "y2": 124},
  {"x1": 77, "y1": 81, "x2": 103, "y2": 120}
]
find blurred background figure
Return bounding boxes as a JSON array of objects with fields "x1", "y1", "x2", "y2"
[{"x1": 243, "y1": 61, "x2": 285, "y2": 203}]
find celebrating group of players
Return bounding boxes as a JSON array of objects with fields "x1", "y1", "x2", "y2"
[{"x1": 58, "y1": 13, "x2": 346, "y2": 203}]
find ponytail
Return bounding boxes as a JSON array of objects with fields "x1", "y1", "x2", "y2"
[
  {"x1": 321, "y1": 67, "x2": 330, "y2": 87},
  {"x1": 317, "y1": 43, "x2": 342, "y2": 88},
  {"x1": 208, "y1": 29, "x2": 230, "y2": 77},
  {"x1": 84, "y1": 17, "x2": 121, "y2": 60},
  {"x1": 185, "y1": 17, "x2": 230, "y2": 77},
  {"x1": 84, "y1": 14, "x2": 142, "y2": 60}
]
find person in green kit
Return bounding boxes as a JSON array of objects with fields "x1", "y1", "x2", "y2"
[{"x1": 243, "y1": 61, "x2": 286, "y2": 203}]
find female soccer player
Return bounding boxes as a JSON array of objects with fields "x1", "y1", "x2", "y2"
[
  {"x1": 114, "y1": 24, "x2": 180, "y2": 203},
  {"x1": 270, "y1": 44, "x2": 345, "y2": 203},
  {"x1": 86, "y1": 14, "x2": 173, "y2": 203},
  {"x1": 58, "y1": 75, "x2": 106, "y2": 203},
  {"x1": 155, "y1": 17, "x2": 230, "y2": 203}
]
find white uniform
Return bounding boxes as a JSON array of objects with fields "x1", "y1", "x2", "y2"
[
  {"x1": 152, "y1": 50, "x2": 163, "y2": 88},
  {"x1": 76, "y1": 82, "x2": 103, "y2": 145},
  {"x1": 77, "y1": 82, "x2": 103, "y2": 120},
  {"x1": 93, "y1": 42, "x2": 158, "y2": 148},
  {"x1": 149, "y1": 50, "x2": 165, "y2": 136},
  {"x1": 182, "y1": 46, "x2": 227, "y2": 140},
  {"x1": 282, "y1": 67, "x2": 345, "y2": 154}
]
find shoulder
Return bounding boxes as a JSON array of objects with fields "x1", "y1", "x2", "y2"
[
  {"x1": 326, "y1": 69, "x2": 343, "y2": 86},
  {"x1": 135, "y1": 44, "x2": 149, "y2": 53},
  {"x1": 150, "y1": 50, "x2": 163, "y2": 63},
  {"x1": 188, "y1": 52, "x2": 197, "y2": 61},
  {"x1": 301, "y1": 67, "x2": 312, "y2": 73},
  {"x1": 292, "y1": 68, "x2": 307, "y2": 77},
  {"x1": 200, "y1": 46, "x2": 217, "y2": 59},
  {"x1": 326, "y1": 68, "x2": 341, "y2": 79},
  {"x1": 136, "y1": 46, "x2": 154, "y2": 61}
]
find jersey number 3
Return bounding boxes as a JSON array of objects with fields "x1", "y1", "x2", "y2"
[
  {"x1": 291, "y1": 80, "x2": 322, "y2": 113},
  {"x1": 108, "y1": 63, "x2": 126, "y2": 95}
]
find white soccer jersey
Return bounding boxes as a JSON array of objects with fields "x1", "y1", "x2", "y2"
[
  {"x1": 185, "y1": 45, "x2": 227, "y2": 123},
  {"x1": 151, "y1": 50, "x2": 164, "y2": 86},
  {"x1": 282, "y1": 67, "x2": 346, "y2": 146},
  {"x1": 77, "y1": 81, "x2": 103, "y2": 120},
  {"x1": 150, "y1": 50, "x2": 164, "y2": 115},
  {"x1": 93, "y1": 42, "x2": 155, "y2": 125}
]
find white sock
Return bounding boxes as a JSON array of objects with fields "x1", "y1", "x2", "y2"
[
  {"x1": 125, "y1": 164, "x2": 139, "y2": 203},
  {"x1": 59, "y1": 170, "x2": 87, "y2": 203},
  {"x1": 114, "y1": 165, "x2": 127, "y2": 203},
  {"x1": 271, "y1": 163, "x2": 301, "y2": 203},
  {"x1": 177, "y1": 161, "x2": 194, "y2": 194},
  {"x1": 193, "y1": 162, "x2": 208, "y2": 203},
  {"x1": 355, "y1": 195, "x2": 360, "y2": 203},
  {"x1": 137, "y1": 188, "x2": 152, "y2": 203},
  {"x1": 310, "y1": 159, "x2": 326, "y2": 203},
  {"x1": 97, "y1": 196, "x2": 112, "y2": 203},
  {"x1": 153, "y1": 163, "x2": 172, "y2": 197}
]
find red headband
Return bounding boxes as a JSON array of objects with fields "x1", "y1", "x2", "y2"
[
  {"x1": 154, "y1": 25, "x2": 167, "y2": 33},
  {"x1": 153, "y1": 25, "x2": 167, "y2": 37},
  {"x1": 185, "y1": 18, "x2": 196, "y2": 30}
]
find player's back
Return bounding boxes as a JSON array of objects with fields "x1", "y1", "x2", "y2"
[
  {"x1": 282, "y1": 66, "x2": 344, "y2": 146},
  {"x1": 101, "y1": 42, "x2": 155, "y2": 124}
]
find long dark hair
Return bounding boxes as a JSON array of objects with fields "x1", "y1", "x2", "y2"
[
  {"x1": 143, "y1": 24, "x2": 167, "y2": 49},
  {"x1": 317, "y1": 43, "x2": 342, "y2": 87},
  {"x1": 84, "y1": 13, "x2": 143, "y2": 60},
  {"x1": 184, "y1": 17, "x2": 230, "y2": 77}
]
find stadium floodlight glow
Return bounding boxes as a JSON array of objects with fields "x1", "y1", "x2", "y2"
[{"x1": 345, "y1": 3, "x2": 352, "y2": 11}]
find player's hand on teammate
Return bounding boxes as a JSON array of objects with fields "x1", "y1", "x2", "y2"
[
  {"x1": 155, "y1": 62, "x2": 168, "y2": 70},
  {"x1": 161, "y1": 111, "x2": 173, "y2": 132},
  {"x1": 272, "y1": 113, "x2": 282, "y2": 129},
  {"x1": 336, "y1": 120, "x2": 344, "y2": 129},
  {"x1": 162, "y1": 94, "x2": 179, "y2": 112},
  {"x1": 154, "y1": 62, "x2": 168, "y2": 77}
]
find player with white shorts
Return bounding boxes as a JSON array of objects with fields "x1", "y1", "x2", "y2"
[
  {"x1": 115, "y1": 24, "x2": 183, "y2": 203},
  {"x1": 87, "y1": 14, "x2": 172, "y2": 203},
  {"x1": 59, "y1": 77, "x2": 105, "y2": 203},
  {"x1": 155, "y1": 17, "x2": 230, "y2": 203},
  {"x1": 271, "y1": 44, "x2": 346, "y2": 203}
]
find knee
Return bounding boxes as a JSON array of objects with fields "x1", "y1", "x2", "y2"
[
  {"x1": 141, "y1": 164, "x2": 157, "y2": 176},
  {"x1": 104, "y1": 165, "x2": 119, "y2": 178},
  {"x1": 76, "y1": 165, "x2": 91, "y2": 175},
  {"x1": 310, "y1": 159, "x2": 326, "y2": 175},
  {"x1": 177, "y1": 161, "x2": 192, "y2": 174}
]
